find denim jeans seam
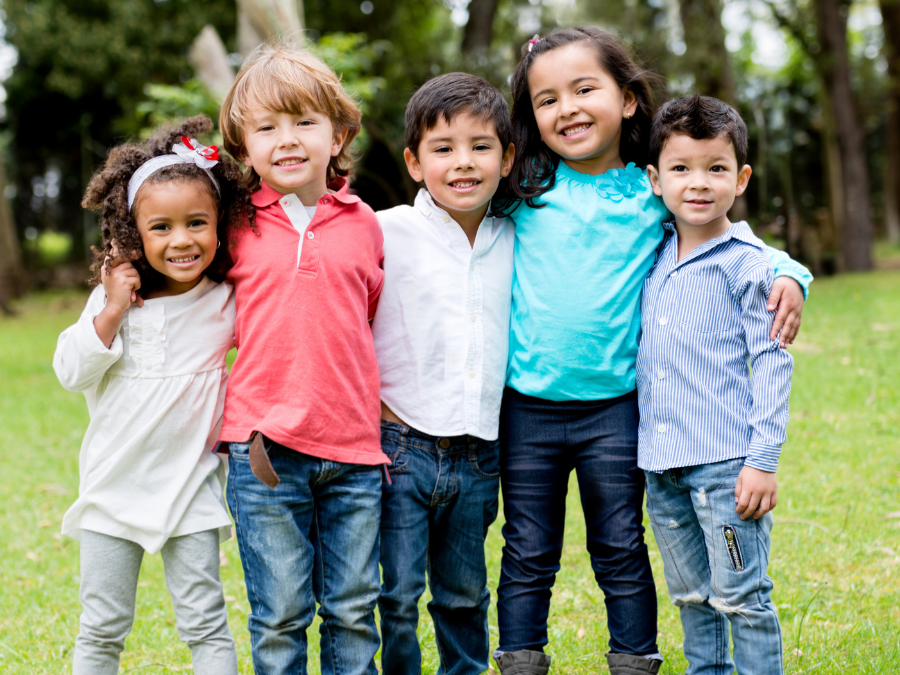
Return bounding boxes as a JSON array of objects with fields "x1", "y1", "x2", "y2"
[
  {"x1": 467, "y1": 448, "x2": 500, "y2": 481},
  {"x1": 647, "y1": 492, "x2": 693, "y2": 597},
  {"x1": 227, "y1": 461, "x2": 259, "y2": 649}
]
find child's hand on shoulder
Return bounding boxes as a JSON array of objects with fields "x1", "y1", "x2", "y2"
[
  {"x1": 734, "y1": 465, "x2": 777, "y2": 520},
  {"x1": 767, "y1": 277, "x2": 804, "y2": 347}
]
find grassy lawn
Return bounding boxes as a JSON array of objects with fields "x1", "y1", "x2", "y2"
[{"x1": 1, "y1": 271, "x2": 899, "y2": 674}]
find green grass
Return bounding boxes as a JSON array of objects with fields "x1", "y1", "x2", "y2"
[{"x1": 1, "y1": 273, "x2": 899, "y2": 674}]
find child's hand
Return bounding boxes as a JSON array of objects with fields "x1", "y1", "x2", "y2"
[
  {"x1": 767, "y1": 277, "x2": 804, "y2": 347},
  {"x1": 101, "y1": 259, "x2": 143, "y2": 312},
  {"x1": 94, "y1": 258, "x2": 143, "y2": 348},
  {"x1": 734, "y1": 466, "x2": 777, "y2": 520}
]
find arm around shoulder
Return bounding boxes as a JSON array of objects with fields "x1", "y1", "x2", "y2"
[{"x1": 53, "y1": 286, "x2": 125, "y2": 392}]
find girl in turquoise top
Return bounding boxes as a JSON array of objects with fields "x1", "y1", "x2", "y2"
[{"x1": 491, "y1": 28, "x2": 810, "y2": 675}]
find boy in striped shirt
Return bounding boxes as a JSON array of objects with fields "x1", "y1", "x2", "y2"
[{"x1": 639, "y1": 95, "x2": 795, "y2": 675}]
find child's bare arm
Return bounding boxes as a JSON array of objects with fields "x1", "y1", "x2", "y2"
[{"x1": 735, "y1": 466, "x2": 777, "y2": 520}]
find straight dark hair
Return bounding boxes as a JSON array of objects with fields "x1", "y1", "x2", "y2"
[
  {"x1": 649, "y1": 94, "x2": 749, "y2": 168},
  {"x1": 496, "y1": 26, "x2": 658, "y2": 214},
  {"x1": 404, "y1": 72, "x2": 512, "y2": 156}
]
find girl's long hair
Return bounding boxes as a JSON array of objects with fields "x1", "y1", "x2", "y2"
[
  {"x1": 82, "y1": 115, "x2": 254, "y2": 293},
  {"x1": 495, "y1": 27, "x2": 658, "y2": 215}
]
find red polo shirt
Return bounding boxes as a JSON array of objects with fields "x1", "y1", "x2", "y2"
[{"x1": 220, "y1": 178, "x2": 387, "y2": 465}]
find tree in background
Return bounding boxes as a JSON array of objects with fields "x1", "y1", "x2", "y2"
[
  {"x1": 879, "y1": 0, "x2": 900, "y2": 244},
  {"x1": 764, "y1": 0, "x2": 874, "y2": 271},
  {"x1": 1, "y1": 0, "x2": 236, "y2": 268}
]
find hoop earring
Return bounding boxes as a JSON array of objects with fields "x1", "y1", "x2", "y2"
[{"x1": 216, "y1": 240, "x2": 221, "y2": 249}]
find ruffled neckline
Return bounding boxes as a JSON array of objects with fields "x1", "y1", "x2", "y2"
[{"x1": 556, "y1": 161, "x2": 647, "y2": 202}]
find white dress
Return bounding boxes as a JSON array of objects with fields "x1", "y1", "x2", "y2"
[{"x1": 53, "y1": 277, "x2": 235, "y2": 554}]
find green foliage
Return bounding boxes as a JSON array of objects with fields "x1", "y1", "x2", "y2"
[
  {"x1": 135, "y1": 80, "x2": 222, "y2": 138},
  {"x1": 2, "y1": 273, "x2": 900, "y2": 672},
  {"x1": 1, "y1": 0, "x2": 236, "y2": 259}
]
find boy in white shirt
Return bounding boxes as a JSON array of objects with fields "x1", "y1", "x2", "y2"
[{"x1": 371, "y1": 72, "x2": 515, "y2": 675}]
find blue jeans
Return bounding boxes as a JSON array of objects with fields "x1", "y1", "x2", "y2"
[
  {"x1": 497, "y1": 388, "x2": 659, "y2": 656},
  {"x1": 645, "y1": 458, "x2": 783, "y2": 675},
  {"x1": 227, "y1": 439, "x2": 382, "y2": 675},
  {"x1": 378, "y1": 421, "x2": 500, "y2": 675}
]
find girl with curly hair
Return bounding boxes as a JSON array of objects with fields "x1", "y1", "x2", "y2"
[{"x1": 52, "y1": 115, "x2": 252, "y2": 675}]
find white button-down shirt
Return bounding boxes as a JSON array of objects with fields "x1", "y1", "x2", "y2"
[{"x1": 372, "y1": 189, "x2": 514, "y2": 440}]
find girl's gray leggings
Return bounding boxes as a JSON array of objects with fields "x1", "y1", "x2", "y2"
[{"x1": 73, "y1": 528, "x2": 237, "y2": 675}]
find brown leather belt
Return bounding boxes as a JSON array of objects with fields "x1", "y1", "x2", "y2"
[{"x1": 249, "y1": 431, "x2": 280, "y2": 488}]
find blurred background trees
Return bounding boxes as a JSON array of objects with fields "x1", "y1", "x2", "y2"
[{"x1": 0, "y1": 0, "x2": 896, "y2": 293}]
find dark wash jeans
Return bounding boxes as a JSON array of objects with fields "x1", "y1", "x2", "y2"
[
  {"x1": 497, "y1": 388, "x2": 659, "y2": 656},
  {"x1": 227, "y1": 438, "x2": 381, "y2": 675},
  {"x1": 378, "y1": 421, "x2": 501, "y2": 675}
]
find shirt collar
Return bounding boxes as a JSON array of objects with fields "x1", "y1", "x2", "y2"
[
  {"x1": 251, "y1": 176, "x2": 360, "y2": 208},
  {"x1": 663, "y1": 219, "x2": 761, "y2": 249},
  {"x1": 414, "y1": 188, "x2": 498, "y2": 230}
]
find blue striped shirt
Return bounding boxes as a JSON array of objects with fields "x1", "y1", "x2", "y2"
[{"x1": 637, "y1": 221, "x2": 794, "y2": 473}]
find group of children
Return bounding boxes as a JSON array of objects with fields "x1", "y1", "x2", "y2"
[{"x1": 54, "y1": 25, "x2": 810, "y2": 675}]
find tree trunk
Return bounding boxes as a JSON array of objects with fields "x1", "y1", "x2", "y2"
[
  {"x1": 816, "y1": 0, "x2": 872, "y2": 271},
  {"x1": 879, "y1": 0, "x2": 900, "y2": 244},
  {"x1": 188, "y1": 26, "x2": 236, "y2": 103},
  {"x1": 678, "y1": 0, "x2": 736, "y2": 104},
  {"x1": 462, "y1": 0, "x2": 501, "y2": 55},
  {"x1": 238, "y1": 0, "x2": 304, "y2": 56},
  {"x1": 0, "y1": 152, "x2": 23, "y2": 314}
]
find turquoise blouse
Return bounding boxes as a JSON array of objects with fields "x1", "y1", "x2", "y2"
[{"x1": 507, "y1": 161, "x2": 811, "y2": 402}]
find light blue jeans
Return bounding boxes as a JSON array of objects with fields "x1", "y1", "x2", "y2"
[
  {"x1": 645, "y1": 458, "x2": 783, "y2": 675},
  {"x1": 227, "y1": 438, "x2": 382, "y2": 675}
]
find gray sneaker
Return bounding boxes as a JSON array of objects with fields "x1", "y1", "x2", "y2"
[
  {"x1": 493, "y1": 649, "x2": 552, "y2": 675},
  {"x1": 606, "y1": 652, "x2": 662, "y2": 675}
]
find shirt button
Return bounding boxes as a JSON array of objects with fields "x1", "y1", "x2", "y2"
[
  {"x1": 670, "y1": 270, "x2": 678, "y2": 278},
  {"x1": 470, "y1": 314, "x2": 477, "y2": 322},
  {"x1": 657, "y1": 423, "x2": 667, "y2": 433},
  {"x1": 657, "y1": 370, "x2": 665, "y2": 379},
  {"x1": 322, "y1": 198, "x2": 330, "y2": 204},
  {"x1": 469, "y1": 370, "x2": 476, "y2": 378},
  {"x1": 307, "y1": 231, "x2": 314, "y2": 239},
  {"x1": 282, "y1": 199, "x2": 289, "y2": 206},
  {"x1": 443, "y1": 215, "x2": 450, "y2": 223},
  {"x1": 470, "y1": 263, "x2": 475, "y2": 271},
  {"x1": 659, "y1": 316, "x2": 668, "y2": 326}
]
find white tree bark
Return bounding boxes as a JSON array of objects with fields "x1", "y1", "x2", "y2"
[
  {"x1": 188, "y1": 26, "x2": 236, "y2": 103},
  {"x1": 238, "y1": 0, "x2": 305, "y2": 54}
]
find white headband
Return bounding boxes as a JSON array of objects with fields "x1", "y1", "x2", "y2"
[{"x1": 127, "y1": 137, "x2": 221, "y2": 210}]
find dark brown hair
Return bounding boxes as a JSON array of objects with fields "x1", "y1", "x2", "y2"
[
  {"x1": 649, "y1": 94, "x2": 749, "y2": 168},
  {"x1": 498, "y1": 26, "x2": 658, "y2": 213},
  {"x1": 219, "y1": 43, "x2": 362, "y2": 192},
  {"x1": 82, "y1": 115, "x2": 254, "y2": 293},
  {"x1": 404, "y1": 72, "x2": 512, "y2": 156}
]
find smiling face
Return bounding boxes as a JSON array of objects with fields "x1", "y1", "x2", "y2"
[
  {"x1": 133, "y1": 179, "x2": 219, "y2": 297},
  {"x1": 404, "y1": 112, "x2": 514, "y2": 229},
  {"x1": 528, "y1": 43, "x2": 636, "y2": 175},
  {"x1": 241, "y1": 105, "x2": 348, "y2": 204},
  {"x1": 647, "y1": 132, "x2": 752, "y2": 235}
]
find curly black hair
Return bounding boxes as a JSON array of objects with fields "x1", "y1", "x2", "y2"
[{"x1": 82, "y1": 115, "x2": 255, "y2": 294}]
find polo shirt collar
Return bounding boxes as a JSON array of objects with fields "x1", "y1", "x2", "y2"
[{"x1": 251, "y1": 177, "x2": 361, "y2": 208}]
